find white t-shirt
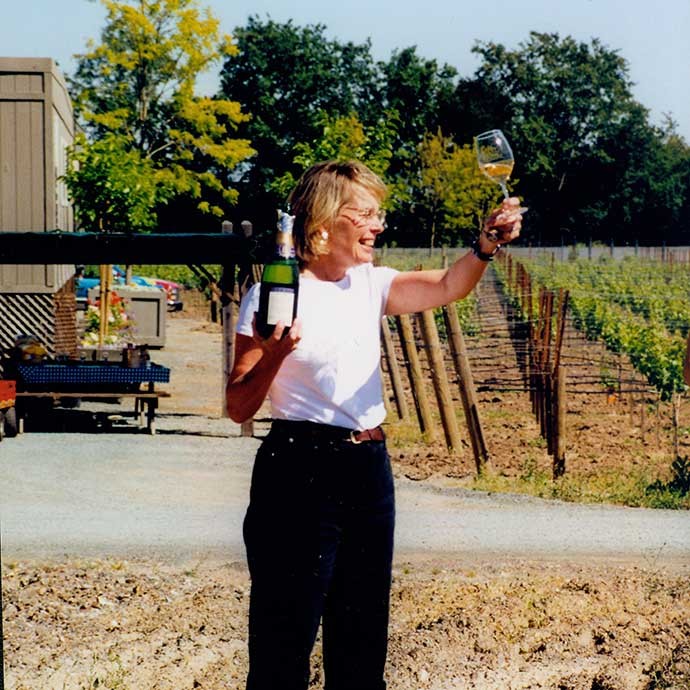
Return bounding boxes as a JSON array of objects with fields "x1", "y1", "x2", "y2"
[{"x1": 236, "y1": 262, "x2": 399, "y2": 430}]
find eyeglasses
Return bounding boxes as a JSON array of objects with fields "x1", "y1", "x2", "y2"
[{"x1": 340, "y1": 206, "x2": 387, "y2": 226}]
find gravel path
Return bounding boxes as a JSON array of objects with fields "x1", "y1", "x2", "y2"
[{"x1": 1, "y1": 415, "x2": 689, "y2": 568}]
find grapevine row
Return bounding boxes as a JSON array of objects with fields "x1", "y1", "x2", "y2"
[{"x1": 495, "y1": 253, "x2": 688, "y2": 400}]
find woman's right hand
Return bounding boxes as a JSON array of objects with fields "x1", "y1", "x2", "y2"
[
  {"x1": 482, "y1": 197, "x2": 523, "y2": 245},
  {"x1": 251, "y1": 315, "x2": 302, "y2": 359}
]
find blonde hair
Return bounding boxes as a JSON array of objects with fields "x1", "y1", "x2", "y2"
[{"x1": 288, "y1": 161, "x2": 388, "y2": 265}]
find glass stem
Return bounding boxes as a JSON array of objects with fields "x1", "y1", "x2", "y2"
[{"x1": 499, "y1": 182, "x2": 509, "y2": 198}]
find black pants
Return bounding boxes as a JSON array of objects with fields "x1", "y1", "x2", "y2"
[{"x1": 243, "y1": 422, "x2": 395, "y2": 690}]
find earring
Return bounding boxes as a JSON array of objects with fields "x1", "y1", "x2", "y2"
[{"x1": 319, "y1": 230, "x2": 329, "y2": 245}]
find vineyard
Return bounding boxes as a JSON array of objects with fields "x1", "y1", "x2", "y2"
[
  {"x1": 501, "y1": 248, "x2": 690, "y2": 399},
  {"x1": 136, "y1": 247, "x2": 690, "y2": 508},
  {"x1": 378, "y1": 246, "x2": 690, "y2": 509}
]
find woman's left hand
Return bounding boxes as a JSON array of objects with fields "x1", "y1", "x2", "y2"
[{"x1": 482, "y1": 197, "x2": 524, "y2": 245}]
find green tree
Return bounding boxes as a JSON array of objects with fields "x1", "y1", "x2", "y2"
[
  {"x1": 271, "y1": 111, "x2": 398, "y2": 203},
  {"x1": 379, "y1": 47, "x2": 458, "y2": 164},
  {"x1": 443, "y1": 77, "x2": 512, "y2": 144},
  {"x1": 625, "y1": 116, "x2": 690, "y2": 242},
  {"x1": 218, "y1": 16, "x2": 380, "y2": 227},
  {"x1": 472, "y1": 32, "x2": 645, "y2": 243},
  {"x1": 68, "y1": 0, "x2": 254, "y2": 230},
  {"x1": 377, "y1": 47, "x2": 465, "y2": 244},
  {"x1": 415, "y1": 130, "x2": 499, "y2": 249},
  {"x1": 63, "y1": 133, "x2": 161, "y2": 232}
]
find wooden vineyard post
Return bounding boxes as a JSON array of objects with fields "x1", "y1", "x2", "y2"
[
  {"x1": 531, "y1": 288, "x2": 546, "y2": 419},
  {"x1": 510, "y1": 257, "x2": 570, "y2": 477},
  {"x1": 396, "y1": 313, "x2": 437, "y2": 441},
  {"x1": 552, "y1": 365, "x2": 567, "y2": 478},
  {"x1": 526, "y1": 272, "x2": 534, "y2": 391},
  {"x1": 443, "y1": 303, "x2": 490, "y2": 473},
  {"x1": 549, "y1": 289, "x2": 569, "y2": 476},
  {"x1": 539, "y1": 290, "x2": 554, "y2": 448},
  {"x1": 381, "y1": 317, "x2": 409, "y2": 421},
  {"x1": 519, "y1": 268, "x2": 532, "y2": 382},
  {"x1": 419, "y1": 309, "x2": 462, "y2": 451},
  {"x1": 527, "y1": 274, "x2": 536, "y2": 396}
]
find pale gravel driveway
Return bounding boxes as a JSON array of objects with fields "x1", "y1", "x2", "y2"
[
  {"x1": 1, "y1": 413, "x2": 689, "y2": 568},
  {"x1": 2, "y1": 314, "x2": 688, "y2": 569}
]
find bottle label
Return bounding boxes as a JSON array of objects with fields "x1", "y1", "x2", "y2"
[{"x1": 266, "y1": 287, "x2": 295, "y2": 326}]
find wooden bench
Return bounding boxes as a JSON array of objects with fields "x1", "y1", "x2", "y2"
[{"x1": 15, "y1": 389, "x2": 171, "y2": 434}]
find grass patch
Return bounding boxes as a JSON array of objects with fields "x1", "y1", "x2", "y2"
[
  {"x1": 386, "y1": 417, "x2": 440, "y2": 449},
  {"x1": 471, "y1": 463, "x2": 690, "y2": 509}
]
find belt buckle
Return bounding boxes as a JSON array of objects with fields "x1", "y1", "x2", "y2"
[{"x1": 349, "y1": 429, "x2": 363, "y2": 444}]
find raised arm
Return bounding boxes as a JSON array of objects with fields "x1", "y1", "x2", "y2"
[
  {"x1": 385, "y1": 198, "x2": 523, "y2": 316},
  {"x1": 225, "y1": 319, "x2": 301, "y2": 423}
]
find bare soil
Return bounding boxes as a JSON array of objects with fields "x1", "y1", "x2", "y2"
[
  {"x1": 3, "y1": 290, "x2": 690, "y2": 689},
  {"x1": 3, "y1": 556, "x2": 689, "y2": 690}
]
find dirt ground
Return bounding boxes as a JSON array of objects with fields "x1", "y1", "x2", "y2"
[
  {"x1": 2, "y1": 294, "x2": 690, "y2": 689},
  {"x1": 3, "y1": 555, "x2": 689, "y2": 690}
]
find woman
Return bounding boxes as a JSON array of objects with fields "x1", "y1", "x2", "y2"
[{"x1": 227, "y1": 160, "x2": 522, "y2": 690}]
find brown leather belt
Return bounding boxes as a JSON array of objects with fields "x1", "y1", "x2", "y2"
[{"x1": 271, "y1": 419, "x2": 386, "y2": 444}]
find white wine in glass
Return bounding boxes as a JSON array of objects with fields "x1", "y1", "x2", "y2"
[
  {"x1": 480, "y1": 160, "x2": 514, "y2": 190},
  {"x1": 474, "y1": 129, "x2": 516, "y2": 198},
  {"x1": 475, "y1": 129, "x2": 528, "y2": 234}
]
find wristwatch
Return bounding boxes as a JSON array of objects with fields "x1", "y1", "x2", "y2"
[{"x1": 471, "y1": 237, "x2": 501, "y2": 262}]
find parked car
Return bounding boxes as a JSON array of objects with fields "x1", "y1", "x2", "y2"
[{"x1": 76, "y1": 266, "x2": 183, "y2": 312}]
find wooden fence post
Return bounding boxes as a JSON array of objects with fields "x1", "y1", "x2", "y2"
[
  {"x1": 381, "y1": 317, "x2": 409, "y2": 420},
  {"x1": 419, "y1": 309, "x2": 462, "y2": 451},
  {"x1": 396, "y1": 313, "x2": 437, "y2": 440},
  {"x1": 444, "y1": 303, "x2": 490, "y2": 473}
]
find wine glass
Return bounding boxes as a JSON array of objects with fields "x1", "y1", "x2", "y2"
[
  {"x1": 475, "y1": 129, "x2": 517, "y2": 198},
  {"x1": 475, "y1": 129, "x2": 527, "y2": 237}
]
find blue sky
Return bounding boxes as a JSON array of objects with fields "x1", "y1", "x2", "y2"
[{"x1": 4, "y1": 0, "x2": 689, "y2": 141}]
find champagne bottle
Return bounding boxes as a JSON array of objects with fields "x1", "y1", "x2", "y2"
[{"x1": 256, "y1": 211, "x2": 299, "y2": 339}]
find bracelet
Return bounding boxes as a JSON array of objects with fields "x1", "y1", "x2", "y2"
[{"x1": 471, "y1": 237, "x2": 501, "y2": 262}]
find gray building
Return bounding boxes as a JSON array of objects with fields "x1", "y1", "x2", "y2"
[{"x1": 0, "y1": 57, "x2": 77, "y2": 362}]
